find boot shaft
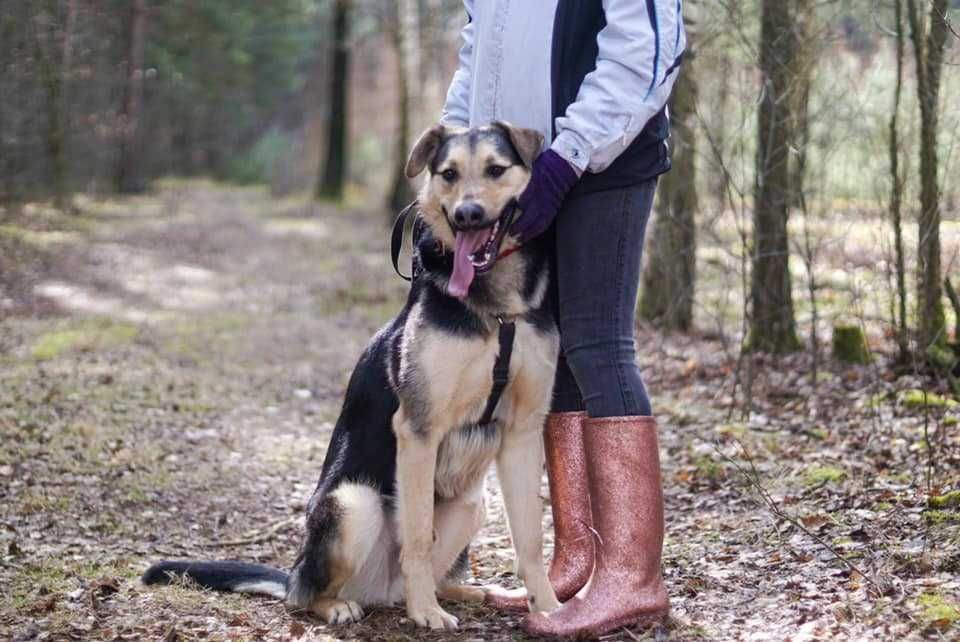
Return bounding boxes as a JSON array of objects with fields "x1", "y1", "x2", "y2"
[
  {"x1": 543, "y1": 411, "x2": 590, "y2": 538},
  {"x1": 582, "y1": 415, "x2": 665, "y2": 575}
]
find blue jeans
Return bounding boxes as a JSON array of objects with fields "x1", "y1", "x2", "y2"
[{"x1": 549, "y1": 179, "x2": 656, "y2": 418}]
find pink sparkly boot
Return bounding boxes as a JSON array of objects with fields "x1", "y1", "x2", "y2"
[{"x1": 522, "y1": 415, "x2": 669, "y2": 638}]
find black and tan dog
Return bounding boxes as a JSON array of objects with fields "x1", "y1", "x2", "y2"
[{"x1": 143, "y1": 122, "x2": 561, "y2": 630}]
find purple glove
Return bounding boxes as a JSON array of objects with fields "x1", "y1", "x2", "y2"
[{"x1": 510, "y1": 149, "x2": 580, "y2": 243}]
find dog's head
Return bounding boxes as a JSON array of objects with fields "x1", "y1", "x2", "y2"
[{"x1": 405, "y1": 121, "x2": 544, "y2": 299}]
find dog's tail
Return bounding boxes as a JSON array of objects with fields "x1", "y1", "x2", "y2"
[{"x1": 142, "y1": 560, "x2": 288, "y2": 599}]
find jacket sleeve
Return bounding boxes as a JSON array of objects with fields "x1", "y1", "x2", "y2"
[
  {"x1": 551, "y1": 0, "x2": 686, "y2": 173},
  {"x1": 440, "y1": 1, "x2": 475, "y2": 127}
]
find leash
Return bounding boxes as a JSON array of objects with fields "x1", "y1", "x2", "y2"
[
  {"x1": 391, "y1": 199, "x2": 421, "y2": 282},
  {"x1": 389, "y1": 200, "x2": 517, "y2": 427}
]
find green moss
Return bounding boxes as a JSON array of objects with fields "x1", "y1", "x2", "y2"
[
  {"x1": 32, "y1": 318, "x2": 138, "y2": 360},
  {"x1": 900, "y1": 389, "x2": 958, "y2": 409},
  {"x1": 929, "y1": 491, "x2": 960, "y2": 510},
  {"x1": 832, "y1": 324, "x2": 872, "y2": 364},
  {"x1": 803, "y1": 465, "x2": 846, "y2": 486},
  {"x1": 918, "y1": 592, "x2": 960, "y2": 629},
  {"x1": 923, "y1": 510, "x2": 960, "y2": 525}
]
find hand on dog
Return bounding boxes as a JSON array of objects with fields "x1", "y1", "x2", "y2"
[{"x1": 509, "y1": 149, "x2": 580, "y2": 243}]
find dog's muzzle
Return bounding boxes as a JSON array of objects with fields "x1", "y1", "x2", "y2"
[{"x1": 467, "y1": 200, "x2": 519, "y2": 274}]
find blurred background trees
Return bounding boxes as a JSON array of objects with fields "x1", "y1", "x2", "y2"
[
  {"x1": 1, "y1": 0, "x2": 959, "y2": 373},
  {"x1": 639, "y1": 4, "x2": 699, "y2": 332},
  {"x1": 1, "y1": 0, "x2": 458, "y2": 203}
]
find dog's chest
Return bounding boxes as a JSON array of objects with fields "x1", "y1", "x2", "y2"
[
  {"x1": 424, "y1": 321, "x2": 558, "y2": 500},
  {"x1": 435, "y1": 423, "x2": 501, "y2": 499}
]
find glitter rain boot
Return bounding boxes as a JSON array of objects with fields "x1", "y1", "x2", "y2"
[{"x1": 522, "y1": 415, "x2": 669, "y2": 637}]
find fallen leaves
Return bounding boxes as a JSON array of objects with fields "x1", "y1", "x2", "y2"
[{"x1": 2, "y1": 184, "x2": 958, "y2": 641}]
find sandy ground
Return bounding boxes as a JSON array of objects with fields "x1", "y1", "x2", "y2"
[{"x1": 1, "y1": 182, "x2": 958, "y2": 641}]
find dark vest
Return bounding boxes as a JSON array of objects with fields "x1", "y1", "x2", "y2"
[{"x1": 551, "y1": 0, "x2": 671, "y2": 197}]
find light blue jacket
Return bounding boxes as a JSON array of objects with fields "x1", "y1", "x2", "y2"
[{"x1": 441, "y1": 0, "x2": 685, "y2": 175}]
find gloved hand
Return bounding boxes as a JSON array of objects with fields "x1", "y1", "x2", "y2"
[{"x1": 510, "y1": 149, "x2": 580, "y2": 243}]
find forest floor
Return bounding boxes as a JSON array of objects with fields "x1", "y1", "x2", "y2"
[{"x1": 1, "y1": 181, "x2": 959, "y2": 641}]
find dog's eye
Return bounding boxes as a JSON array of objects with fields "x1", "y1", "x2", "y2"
[
  {"x1": 486, "y1": 165, "x2": 507, "y2": 179},
  {"x1": 441, "y1": 169, "x2": 459, "y2": 183}
]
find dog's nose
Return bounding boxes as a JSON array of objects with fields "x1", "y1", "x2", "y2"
[{"x1": 454, "y1": 203, "x2": 485, "y2": 227}]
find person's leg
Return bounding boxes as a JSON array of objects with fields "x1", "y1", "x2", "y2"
[
  {"x1": 550, "y1": 354, "x2": 584, "y2": 412},
  {"x1": 546, "y1": 223, "x2": 586, "y2": 414},
  {"x1": 524, "y1": 179, "x2": 668, "y2": 637},
  {"x1": 553, "y1": 181, "x2": 655, "y2": 418}
]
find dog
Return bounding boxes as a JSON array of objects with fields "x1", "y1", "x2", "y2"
[{"x1": 143, "y1": 122, "x2": 562, "y2": 630}]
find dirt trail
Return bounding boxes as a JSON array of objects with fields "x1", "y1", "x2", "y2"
[{"x1": 1, "y1": 182, "x2": 957, "y2": 641}]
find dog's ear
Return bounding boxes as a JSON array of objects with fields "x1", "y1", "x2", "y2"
[
  {"x1": 492, "y1": 121, "x2": 544, "y2": 169},
  {"x1": 405, "y1": 125, "x2": 447, "y2": 178}
]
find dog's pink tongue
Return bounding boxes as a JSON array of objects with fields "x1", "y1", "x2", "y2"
[{"x1": 449, "y1": 229, "x2": 488, "y2": 299}]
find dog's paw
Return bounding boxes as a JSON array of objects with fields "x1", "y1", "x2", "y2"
[
  {"x1": 407, "y1": 602, "x2": 459, "y2": 629},
  {"x1": 318, "y1": 599, "x2": 364, "y2": 624}
]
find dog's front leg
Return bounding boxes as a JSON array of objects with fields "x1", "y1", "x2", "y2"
[
  {"x1": 394, "y1": 413, "x2": 459, "y2": 630},
  {"x1": 496, "y1": 425, "x2": 561, "y2": 614}
]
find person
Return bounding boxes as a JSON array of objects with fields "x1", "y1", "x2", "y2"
[{"x1": 439, "y1": 1, "x2": 686, "y2": 638}]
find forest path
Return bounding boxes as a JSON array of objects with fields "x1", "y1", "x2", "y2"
[{"x1": 1, "y1": 182, "x2": 957, "y2": 641}]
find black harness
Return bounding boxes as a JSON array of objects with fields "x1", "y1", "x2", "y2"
[{"x1": 391, "y1": 201, "x2": 516, "y2": 427}]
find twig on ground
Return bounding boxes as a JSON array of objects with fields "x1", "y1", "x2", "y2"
[
  {"x1": 203, "y1": 516, "x2": 299, "y2": 548},
  {"x1": 718, "y1": 439, "x2": 879, "y2": 592}
]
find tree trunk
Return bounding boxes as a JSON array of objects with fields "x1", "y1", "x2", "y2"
[
  {"x1": 788, "y1": 0, "x2": 814, "y2": 211},
  {"x1": 117, "y1": 0, "x2": 148, "y2": 194},
  {"x1": 316, "y1": 0, "x2": 351, "y2": 201},
  {"x1": 711, "y1": 51, "x2": 731, "y2": 210},
  {"x1": 387, "y1": 0, "x2": 416, "y2": 215},
  {"x1": 906, "y1": 0, "x2": 948, "y2": 355},
  {"x1": 32, "y1": 1, "x2": 76, "y2": 210},
  {"x1": 639, "y1": 45, "x2": 698, "y2": 331},
  {"x1": 41, "y1": 55, "x2": 67, "y2": 209},
  {"x1": 889, "y1": 0, "x2": 908, "y2": 358},
  {"x1": 749, "y1": 0, "x2": 801, "y2": 352}
]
